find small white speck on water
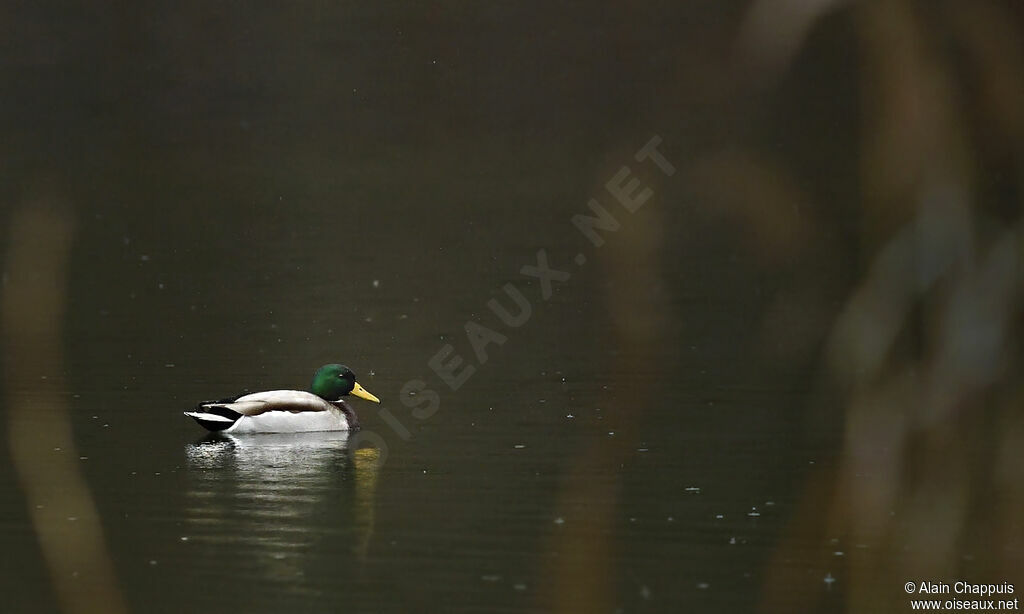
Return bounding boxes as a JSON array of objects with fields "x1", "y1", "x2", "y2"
[
  {"x1": 629, "y1": 517, "x2": 637, "y2": 523},
  {"x1": 566, "y1": 414, "x2": 575, "y2": 419},
  {"x1": 481, "y1": 575, "x2": 500, "y2": 582},
  {"x1": 79, "y1": 456, "x2": 88, "y2": 461},
  {"x1": 149, "y1": 560, "x2": 158, "y2": 566},
  {"x1": 608, "y1": 431, "x2": 615, "y2": 436},
  {"x1": 667, "y1": 516, "x2": 674, "y2": 522},
  {"x1": 729, "y1": 537, "x2": 737, "y2": 544},
  {"x1": 91, "y1": 415, "x2": 98, "y2": 419},
  {"x1": 513, "y1": 444, "x2": 526, "y2": 449},
  {"x1": 372, "y1": 279, "x2": 380, "y2": 288},
  {"x1": 538, "y1": 399, "x2": 546, "y2": 404},
  {"x1": 164, "y1": 363, "x2": 175, "y2": 368},
  {"x1": 715, "y1": 514, "x2": 724, "y2": 519},
  {"x1": 53, "y1": 447, "x2": 62, "y2": 452},
  {"x1": 824, "y1": 573, "x2": 836, "y2": 587},
  {"x1": 103, "y1": 423, "x2": 109, "y2": 428},
  {"x1": 67, "y1": 517, "x2": 77, "y2": 521},
  {"x1": 696, "y1": 582, "x2": 709, "y2": 590},
  {"x1": 35, "y1": 505, "x2": 43, "y2": 509},
  {"x1": 180, "y1": 537, "x2": 189, "y2": 542},
  {"x1": 553, "y1": 517, "x2": 565, "y2": 525},
  {"x1": 640, "y1": 585, "x2": 652, "y2": 600},
  {"x1": 140, "y1": 255, "x2": 150, "y2": 262},
  {"x1": 748, "y1": 511, "x2": 761, "y2": 517},
  {"x1": 158, "y1": 283, "x2": 164, "y2": 290},
  {"x1": 833, "y1": 551, "x2": 844, "y2": 556},
  {"x1": 637, "y1": 447, "x2": 649, "y2": 452},
  {"x1": 398, "y1": 314, "x2": 408, "y2": 319},
  {"x1": 684, "y1": 486, "x2": 700, "y2": 493},
  {"x1": 513, "y1": 583, "x2": 527, "y2": 591}
]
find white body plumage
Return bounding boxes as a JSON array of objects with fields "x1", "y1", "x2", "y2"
[{"x1": 184, "y1": 390, "x2": 355, "y2": 434}]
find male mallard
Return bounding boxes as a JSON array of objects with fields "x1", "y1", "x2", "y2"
[{"x1": 184, "y1": 364, "x2": 380, "y2": 433}]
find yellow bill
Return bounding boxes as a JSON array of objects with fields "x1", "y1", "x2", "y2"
[{"x1": 350, "y1": 381, "x2": 380, "y2": 403}]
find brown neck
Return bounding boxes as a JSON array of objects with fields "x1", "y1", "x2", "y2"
[{"x1": 334, "y1": 399, "x2": 361, "y2": 431}]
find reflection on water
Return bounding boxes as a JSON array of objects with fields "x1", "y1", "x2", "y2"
[
  {"x1": 183, "y1": 434, "x2": 379, "y2": 601},
  {"x1": 2, "y1": 2, "x2": 1021, "y2": 612}
]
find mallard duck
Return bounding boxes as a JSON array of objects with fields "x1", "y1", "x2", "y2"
[{"x1": 184, "y1": 364, "x2": 380, "y2": 433}]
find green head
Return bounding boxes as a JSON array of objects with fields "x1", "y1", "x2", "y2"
[{"x1": 310, "y1": 364, "x2": 381, "y2": 403}]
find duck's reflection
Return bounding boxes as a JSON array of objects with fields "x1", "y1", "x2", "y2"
[{"x1": 183, "y1": 433, "x2": 379, "y2": 595}]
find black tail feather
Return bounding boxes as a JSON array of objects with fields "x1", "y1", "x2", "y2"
[
  {"x1": 185, "y1": 413, "x2": 235, "y2": 431},
  {"x1": 185, "y1": 403, "x2": 244, "y2": 432},
  {"x1": 195, "y1": 404, "x2": 244, "y2": 421}
]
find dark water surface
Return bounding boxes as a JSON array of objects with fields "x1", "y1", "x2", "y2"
[
  {"x1": 4, "y1": 3, "x2": 1022, "y2": 614},
  {"x1": 2, "y1": 184, "x2": 840, "y2": 613}
]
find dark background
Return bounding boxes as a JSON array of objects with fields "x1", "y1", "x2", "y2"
[{"x1": 2, "y1": 2, "x2": 1022, "y2": 613}]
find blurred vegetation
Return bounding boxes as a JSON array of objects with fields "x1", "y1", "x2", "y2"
[
  {"x1": 2, "y1": 1, "x2": 1022, "y2": 613},
  {"x1": 543, "y1": 1, "x2": 1024, "y2": 612}
]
